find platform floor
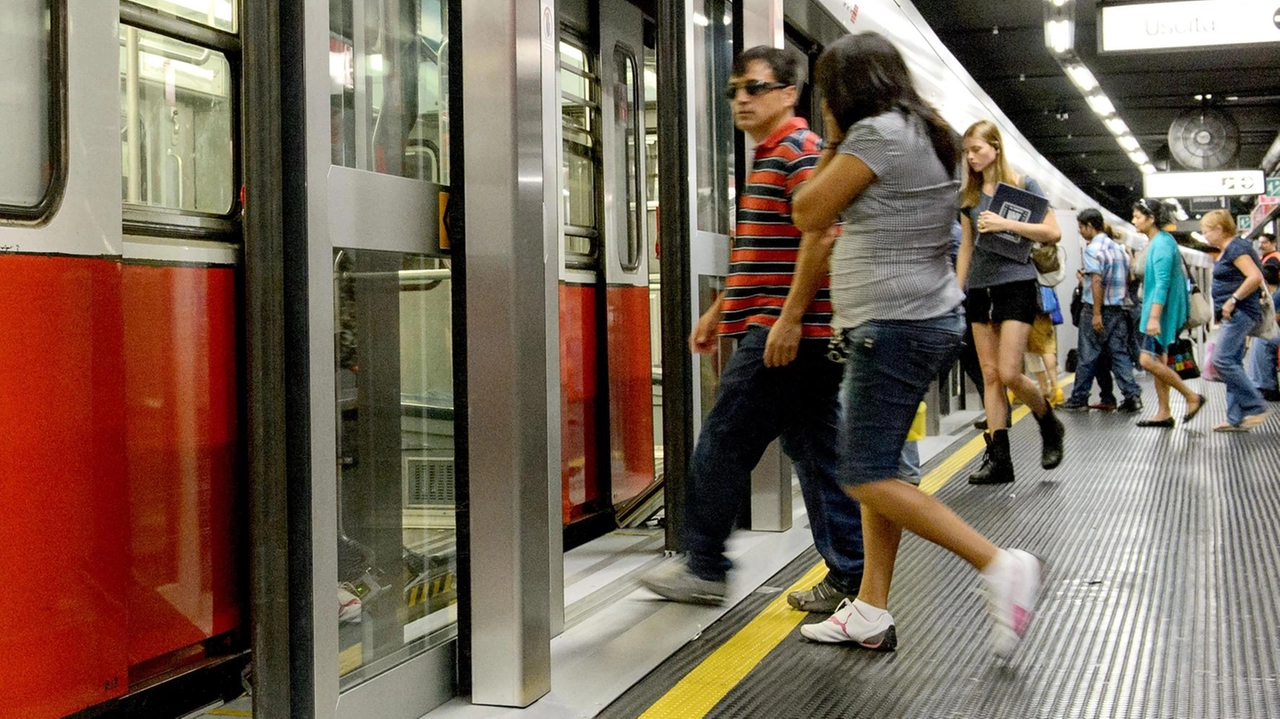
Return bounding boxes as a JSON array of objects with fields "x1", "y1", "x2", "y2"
[{"x1": 603, "y1": 377, "x2": 1280, "y2": 718}]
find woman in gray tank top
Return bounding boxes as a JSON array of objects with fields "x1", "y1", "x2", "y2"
[
  {"x1": 789, "y1": 31, "x2": 1043, "y2": 661},
  {"x1": 954, "y1": 120, "x2": 1065, "y2": 486}
]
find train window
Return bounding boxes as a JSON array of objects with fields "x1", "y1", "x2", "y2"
[
  {"x1": 119, "y1": 26, "x2": 234, "y2": 215},
  {"x1": 613, "y1": 47, "x2": 643, "y2": 272},
  {"x1": 560, "y1": 38, "x2": 600, "y2": 263},
  {"x1": 0, "y1": 0, "x2": 62, "y2": 218},
  {"x1": 130, "y1": 0, "x2": 236, "y2": 33},
  {"x1": 692, "y1": 0, "x2": 734, "y2": 235},
  {"x1": 333, "y1": 248, "x2": 457, "y2": 689},
  {"x1": 330, "y1": 0, "x2": 450, "y2": 185}
]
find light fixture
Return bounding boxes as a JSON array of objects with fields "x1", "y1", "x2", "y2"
[
  {"x1": 692, "y1": 12, "x2": 710, "y2": 26},
  {"x1": 1064, "y1": 64, "x2": 1098, "y2": 91},
  {"x1": 1128, "y1": 149, "x2": 1150, "y2": 165},
  {"x1": 1118, "y1": 135, "x2": 1140, "y2": 152},
  {"x1": 1046, "y1": 20, "x2": 1074, "y2": 54},
  {"x1": 1103, "y1": 117, "x2": 1128, "y2": 135},
  {"x1": 1141, "y1": 163, "x2": 1157, "y2": 174},
  {"x1": 1086, "y1": 93, "x2": 1116, "y2": 117}
]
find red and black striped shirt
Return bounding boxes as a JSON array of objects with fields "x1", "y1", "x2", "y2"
[{"x1": 719, "y1": 117, "x2": 833, "y2": 340}]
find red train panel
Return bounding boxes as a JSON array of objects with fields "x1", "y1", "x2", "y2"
[
  {"x1": 122, "y1": 265, "x2": 240, "y2": 673},
  {"x1": 0, "y1": 255, "x2": 130, "y2": 718},
  {"x1": 605, "y1": 285, "x2": 655, "y2": 505},
  {"x1": 560, "y1": 283, "x2": 601, "y2": 524}
]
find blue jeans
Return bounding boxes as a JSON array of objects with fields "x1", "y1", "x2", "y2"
[
  {"x1": 1069, "y1": 304, "x2": 1140, "y2": 404},
  {"x1": 1246, "y1": 334, "x2": 1280, "y2": 391},
  {"x1": 684, "y1": 327, "x2": 864, "y2": 591},
  {"x1": 898, "y1": 441, "x2": 921, "y2": 483},
  {"x1": 840, "y1": 309, "x2": 965, "y2": 485},
  {"x1": 1213, "y1": 312, "x2": 1268, "y2": 425}
]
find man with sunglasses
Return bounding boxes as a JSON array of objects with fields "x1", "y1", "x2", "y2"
[{"x1": 641, "y1": 47, "x2": 865, "y2": 613}]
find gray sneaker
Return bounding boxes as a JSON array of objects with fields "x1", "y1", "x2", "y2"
[
  {"x1": 787, "y1": 576, "x2": 857, "y2": 613},
  {"x1": 639, "y1": 557, "x2": 726, "y2": 605}
]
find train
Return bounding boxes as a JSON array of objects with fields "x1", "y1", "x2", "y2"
[{"x1": 0, "y1": 1, "x2": 1141, "y2": 717}]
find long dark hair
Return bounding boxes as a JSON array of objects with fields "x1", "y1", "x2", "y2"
[{"x1": 814, "y1": 31, "x2": 959, "y2": 171}]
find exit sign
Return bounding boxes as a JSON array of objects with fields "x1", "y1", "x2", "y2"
[
  {"x1": 1267, "y1": 176, "x2": 1280, "y2": 198},
  {"x1": 1144, "y1": 170, "x2": 1265, "y2": 198}
]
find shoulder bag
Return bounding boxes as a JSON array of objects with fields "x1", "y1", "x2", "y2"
[
  {"x1": 1180, "y1": 257, "x2": 1211, "y2": 331},
  {"x1": 1165, "y1": 336, "x2": 1200, "y2": 380},
  {"x1": 1250, "y1": 284, "x2": 1278, "y2": 339}
]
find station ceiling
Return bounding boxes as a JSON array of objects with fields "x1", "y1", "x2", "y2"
[{"x1": 912, "y1": 0, "x2": 1280, "y2": 219}]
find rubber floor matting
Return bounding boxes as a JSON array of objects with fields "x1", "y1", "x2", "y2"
[{"x1": 602, "y1": 378, "x2": 1280, "y2": 718}]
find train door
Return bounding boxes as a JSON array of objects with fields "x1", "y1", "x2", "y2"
[
  {"x1": 298, "y1": 0, "x2": 460, "y2": 716},
  {"x1": 558, "y1": 0, "x2": 658, "y2": 547}
]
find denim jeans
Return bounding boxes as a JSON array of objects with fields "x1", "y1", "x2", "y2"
[
  {"x1": 898, "y1": 441, "x2": 921, "y2": 483},
  {"x1": 840, "y1": 308, "x2": 965, "y2": 485},
  {"x1": 1246, "y1": 334, "x2": 1280, "y2": 391},
  {"x1": 684, "y1": 327, "x2": 864, "y2": 591},
  {"x1": 1213, "y1": 312, "x2": 1269, "y2": 425},
  {"x1": 1069, "y1": 304, "x2": 1140, "y2": 405}
]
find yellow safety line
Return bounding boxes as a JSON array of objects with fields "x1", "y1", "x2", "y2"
[
  {"x1": 641, "y1": 376, "x2": 1074, "y2": 718},
  {"x1": 207, "y1": 711, "x2": 253, "y2": 718}
]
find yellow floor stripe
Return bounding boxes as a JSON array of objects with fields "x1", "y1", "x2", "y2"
[
  {"x1": 207, "y1": 711, "x2": 253, "y2": 718},
  {"x1": 638, "y1": 562, "x2": 828, "y2": 719},
  {"x1": 643, "y1": 376, "x2": 1074, "y2": 717}
]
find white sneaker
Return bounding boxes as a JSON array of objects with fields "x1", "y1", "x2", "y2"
[
  {"x1": 639, "y1": 557, "x2": 727, "y2": 605},
  {"x1": 982, "y1": 549, "x2": 1043, "y2": 659},
  {"x1": 799, "y1": 598, "x2": 897, "y2": 651}
]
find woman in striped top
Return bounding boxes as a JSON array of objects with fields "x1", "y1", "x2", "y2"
[{"x1": 790, "y1": 31, "x2": 1042, "y2": 660}]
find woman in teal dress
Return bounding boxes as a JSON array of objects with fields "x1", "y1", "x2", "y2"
[{"x1": 1134, "y1": 198, "x2": 1205, "y2": 427}]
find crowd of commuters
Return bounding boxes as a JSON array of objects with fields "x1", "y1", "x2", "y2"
[{"x1": 644, "y1": 32, "x2": 1275, "y2": 667}]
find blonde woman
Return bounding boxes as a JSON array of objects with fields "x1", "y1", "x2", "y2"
[
  {"x1": 1203, "y1": 209, "x2": 1269, "y2": 431},
  {"x1": 955, "y1": 121, "x2": 1064, "y2": 485}
]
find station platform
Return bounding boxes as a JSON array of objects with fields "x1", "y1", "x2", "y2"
[{"x1": 601, "y1": 376, "x2": 1280, "y2": 718}]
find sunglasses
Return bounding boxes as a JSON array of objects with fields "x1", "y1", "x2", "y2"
[{"x1": 724, "y1": 80, "x2": 790, "y2": 100}]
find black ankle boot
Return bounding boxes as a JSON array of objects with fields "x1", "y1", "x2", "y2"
[
  {"x1": 1037, "y1": 406, "x2": 1064, "y2": 469},
  {"x1": 968, "y1": 430, "x2": 1014, "y2": 485}
]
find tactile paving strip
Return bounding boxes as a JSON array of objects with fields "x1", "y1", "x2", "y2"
[{"x1": 604, "y1": 379, "x2": 1280, "y2": 718}]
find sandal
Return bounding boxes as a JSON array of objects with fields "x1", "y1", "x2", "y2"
[
  {"x1": 1136, "y1": 417, "x2": 1175, "y2": 428},
  {"x1": 1214, "y1": 422, "x2": 1248, "y2": 432},
  {"x1": 1182, "y1": 394, "x2": 1206, "y2": 423},
  {"x1": 1241, "y1": 412, "x2": 1269, "y2": 429}
]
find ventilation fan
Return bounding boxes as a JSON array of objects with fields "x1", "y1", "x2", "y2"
[{"x1": 1167, "y1": 107, "x2": 1239, "y2": 170}]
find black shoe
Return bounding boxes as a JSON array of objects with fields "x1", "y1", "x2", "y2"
[
  {"x1": 973, "y1": 417, "x2": 988, "y2": 430},
  {"x1": 968, "y1": 430, "x2": 1015, "y2": 485},
  {"x1": 1262, "y1": 388, "x2": 1280, "y2": 402},
  {"x1": 1036, "y1": 407, "x2": 1064, "y2": 470},
  {"x1": 1118, "y1": 397, "x2": 1143, "y2": 413},
  {"x1": 1059, "y1": 398, "x2": 1089, "y2": 411}
]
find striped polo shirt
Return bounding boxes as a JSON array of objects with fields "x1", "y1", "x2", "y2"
[{"x1": 719, "y1": 117, "x2": 833, "y2": 340}]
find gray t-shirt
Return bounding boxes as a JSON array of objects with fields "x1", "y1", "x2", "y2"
[
  {"x1": 964, "y1": 176, "x2": 1045, "y2": 289},
  {"x1": 830, "y1": 110, "x2": 966, "y2": 329}
]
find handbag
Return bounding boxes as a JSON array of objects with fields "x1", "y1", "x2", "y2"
[
  {"x1": 1249, "y1": 287, "x2": 1278, "y2": 339},
  {"x1": 1069, "y1": 282, "x2": 1083, "y2": 327},
  {"x1": 1165, "y1": 337, "x2": 1200, "y2": 380},
  {"x1": 1180, "y1": 258, "x2": 1210, "y2": 331},
  {"x1": 1031, "y1": 242, "x2": 1060, "y2": 275},
  {"x1": 1039, "y1": 285, "x2": 1063, "y2": 325}
]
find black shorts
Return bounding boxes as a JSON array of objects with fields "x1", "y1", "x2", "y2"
[{"x1": 965, "y1": 279, "x2": 1040, "y2": 326}]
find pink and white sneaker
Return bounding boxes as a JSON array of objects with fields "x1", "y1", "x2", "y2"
[
  {"x1": 799, "y1": 598, "x2": 897, "y2": 651},
  {"x1": 982, "y1": 548, "x2": 1043, "y2": 659}
]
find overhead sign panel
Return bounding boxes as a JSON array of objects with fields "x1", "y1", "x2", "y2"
[
  {"x1": 1144, "y1": 170, "x2": 1265, "y2": 197},
  {"x1": 1100, "y1": 0, "x2": 1280, "y2": 52}
]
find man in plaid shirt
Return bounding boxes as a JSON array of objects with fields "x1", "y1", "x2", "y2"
[{"x1": 1062, "y1": 209, "x2": 1142, "y2": 412}]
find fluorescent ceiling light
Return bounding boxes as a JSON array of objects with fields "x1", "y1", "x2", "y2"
[
  {"x1": 1104, "y1": 118, "x2": 1129, "y2": 136},
  {"x1": 1086, "y1": 93, "x2": 1116, "y2": 116},
  {"x1": 1128, "y1": 150, "x2": 1150, "y2": 164},
  {"x1": 1118, "y1": 135, "x2": 1140, "y2": 152},
  {"x1": 692, "y1": 12, "x2": 710, "y2": 26},
  {"x1": 1046, "y1": 19, "x2": 1074, "y2": 54},
  {"x1": 1141, "y1": 163, "x2": 1157, "y2": 175},
  {"x1": 1064, "y1": 64, "x2": 1098, "y2": 91}
]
